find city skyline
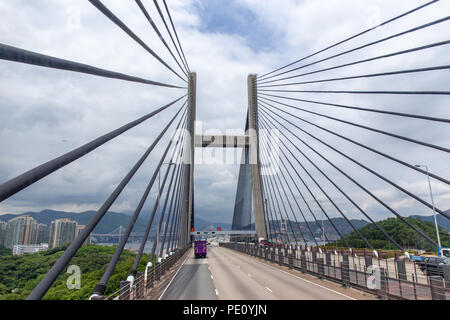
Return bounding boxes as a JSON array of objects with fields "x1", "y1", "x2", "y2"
[{"x1": 0, "y1": 214, "x2": 91, "y2": 253}]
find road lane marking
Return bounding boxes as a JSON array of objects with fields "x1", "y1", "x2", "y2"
[
  {"x1": 225, "y1": 248, "x2": 357, "y2": 300},
  {"x1": 211, "y1": 275, "x2": 214, "y2": 280},
  {"x1": 254, "y1": 256, "x2": 356, "y2": 300},
  {"x1": 158, "y1": 251, "x2": 191, "y2": 300},
  {"x1": 248, "y1": 273, "x2": 252, "y2": 278},
  {"x1": 215, "y1": 289, "x2": 219, "y2": 296},
  {"x1": 265, "y1": 287, "x2": 272, "y2": 293}
]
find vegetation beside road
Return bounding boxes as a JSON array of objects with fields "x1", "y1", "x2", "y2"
[
  {"x1": 328, "y1": 217, "x2": 450, "y2": 252},
  {"x1": 0, "y1": 246, "x2": 11, "y2": 256},
  {"x1": 0, "y1": 244, "x2": 150, "y2": 300}
]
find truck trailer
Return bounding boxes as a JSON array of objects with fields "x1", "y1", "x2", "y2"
[{"x1": 194, "y1": 240, "x2": 207, "y2": 258}]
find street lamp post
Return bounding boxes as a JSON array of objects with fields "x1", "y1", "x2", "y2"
[{"x1": 415, "y1": 164, "x2": 442, "y2": 256}]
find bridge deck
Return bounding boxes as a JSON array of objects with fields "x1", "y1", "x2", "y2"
[{"x1": 160, "y1": 246, "x2": 369, "y2": 300}]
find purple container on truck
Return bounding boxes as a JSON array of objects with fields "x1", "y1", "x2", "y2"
[{"x1": 194, "y1": 240, "x2": 207, "y2": 258}]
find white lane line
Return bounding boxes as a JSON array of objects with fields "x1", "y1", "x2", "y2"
[
  {"x1": 252, "y1": 256, "x2": 356, "y2": 300},
  {"x1": 215, "y1": 289, "x2": 219, "y2": 296},
  {"x1": 226, "y1": 248, "x2": 356, "y2": 300},
  {"x1": 211, "y1": 275, "x2": 214, "y2": 280},
  {"x1": 248, "y1": 273, "x2": 252, "y2": 278},
  {"x1": 265, "y1": 287, "x2": 272, "y2": 293},
  {"x1": 158, "y1": 251, "x2": 191, "y2": 300}
]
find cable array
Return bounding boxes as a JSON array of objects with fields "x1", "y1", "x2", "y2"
[
  {"x1": 256, "y1": 0, "x2": 449, "y2": 251},
  {"x1": 0, "y1": 0, "x2": 193, "y2": 300}
]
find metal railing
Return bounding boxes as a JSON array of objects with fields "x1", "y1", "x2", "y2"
[
  {"x1": 97, "y1": 246, "x2": 190, "y2": 300},
  {"x1": 222, "y1": 243, "x2": 450, "y2": 300}
]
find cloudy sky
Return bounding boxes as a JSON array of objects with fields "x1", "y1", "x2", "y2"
[{"x1": 0, "y1": 0, "x2": 449, "y2": 228}]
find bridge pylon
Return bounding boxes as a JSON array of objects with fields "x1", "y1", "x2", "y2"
[
  {"x1": 247, "y1": 74, "x2": 268, "y2": 241},
  {"x1": 184, "y1": 73, "x2": 268, "y2": 244},
  {"x1": 180, "y1": 72, "x2": 196, "y2": 246}
]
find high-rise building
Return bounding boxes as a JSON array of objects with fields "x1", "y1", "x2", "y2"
[
  {"x1": 0, "y1": 220, "x2": 6, "y2": 247},
  {"x1": 36, "y1": 223, "x2": 49, "y2": 244},
  {"x1": 76, "y1": 224, "x2": 92, "y2": 246},
  {"x1": 49, "y1": 218, "x2": 77, "y2": 248},
  {"x1": 3, "y1": 215, "x2": 39, "y2": 249}
]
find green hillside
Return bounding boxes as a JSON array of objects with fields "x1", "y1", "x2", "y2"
[
  {"x1": 328, "y1": 217, "x2": 450, "y2": 251},
  {"x1": 0, "y1": 244, "x2": 150, "y2": 300}
]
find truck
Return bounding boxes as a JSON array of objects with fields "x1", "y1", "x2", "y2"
[{"x1": 194, "y1": 240, "x2": 207, "y2": 258}]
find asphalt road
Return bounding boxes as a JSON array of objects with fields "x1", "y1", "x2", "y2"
[
  {"x1": 159, "y1": 250, "x2": 219, "y2": 300},
  {"x1": 160, "y1": 246, "x2": 355, "y2": 300}
]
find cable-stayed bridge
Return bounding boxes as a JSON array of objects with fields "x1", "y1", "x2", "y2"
[{"x1": 0, "y1": 0, "x2": 449, "y2": 301}]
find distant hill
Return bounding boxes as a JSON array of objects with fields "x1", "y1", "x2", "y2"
[
  {"x1": 410, "y1": 212, "x2": 450, "y2": 233},
  {"x1": 330, "y1": 216, "x2": 450, "y2": 251},
  {"x1": 2, "y1": 209, "x2": 448, "y2": 241},
  {"x1": 0, "y1": 209, "x2": 233, "y2": 235},
  {"x1": 248, "y1": 217, "x2": 369, "y2": 241},
  {"x1": 194, "y1": 217, "x2": 232, "y2": 231}
]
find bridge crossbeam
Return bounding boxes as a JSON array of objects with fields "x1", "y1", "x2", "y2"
[
  {"x1": 194, "y1": 134, "x2": 250, "y2": 148},
  {"x1": 190, "y1": 230, "x2": 256, "y2": 236}
]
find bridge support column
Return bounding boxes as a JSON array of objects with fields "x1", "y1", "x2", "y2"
[
  {"x1": 188, "y1": 73, "x2": 196, "y2": 243},
  {"x1": 181, "y1": 72, "x2": 196, "y2": 246},
  {"x1": 247, "y1": 74, "x2": 267, "y2": 241}
]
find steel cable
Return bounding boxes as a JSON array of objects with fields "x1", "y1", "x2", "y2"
[
  {"x1": 259, "y1": 110, "x2": 439, "y2": 247},
  {"x1": 88, "y1": 0, "x2": 186, "y2": 82},
  {"x1": 259, "y1": 103, "x2": 450, "y2": 219},
  {"x1": 258, "y1": 1, "x2": 441, "y2": 80}
]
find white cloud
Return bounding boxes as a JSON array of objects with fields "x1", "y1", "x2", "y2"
[{"x1": 0, "y1": 0, "x2": 449, "y2": 230}]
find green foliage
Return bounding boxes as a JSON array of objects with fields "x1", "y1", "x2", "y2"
[
  {"x1": 0, "y1": 246, "x2": 12, "y2": 256},
  {"x1": 0, "y1": 244, "x2": 149, "y2": 300},
  {"x1": 328, "y1": 217, "x2": 450, "y2": 251}
]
